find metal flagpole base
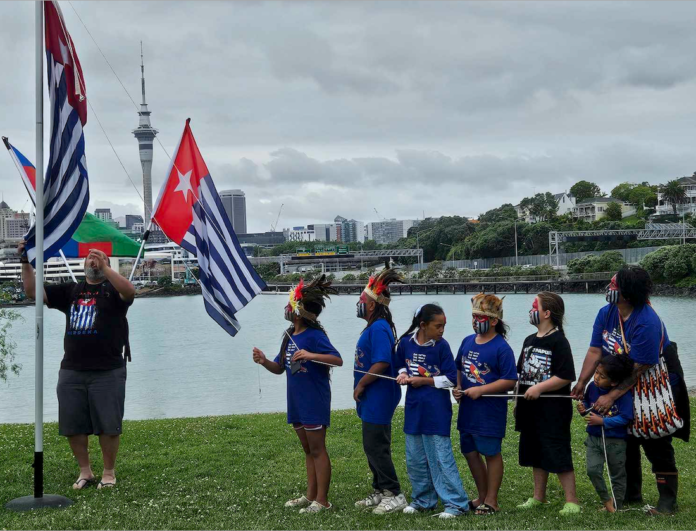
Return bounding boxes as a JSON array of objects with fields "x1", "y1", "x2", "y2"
[{"x1": 5, "y1": 494, "x2": 73, "y2": 512}]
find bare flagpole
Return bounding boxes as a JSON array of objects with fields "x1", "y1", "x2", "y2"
[{"x1": 128, "y1": 220, "x2": 152, "y2": 281}]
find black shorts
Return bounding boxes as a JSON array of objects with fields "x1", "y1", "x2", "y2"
[
  {"x1": 519, "y1": 428, "x2": 573, "y2": 474},
  {"x1": 56, "y1": 367, "x2": 126, "y2": 436}
]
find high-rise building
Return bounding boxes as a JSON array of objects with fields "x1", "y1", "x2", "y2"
[
  {"x1": 340, "y1": 219, "x2": 365, "y2": 243},
  {"x1": 2, "y1": 212, "x2": 30, "y2": 240},
  {"x1": 132, "y1": 43, "x2": 158, "y2": 221},
  {"x1": 125, "y1": 214, "x2": 144, "y2": 229},
  {"x1": 220, "y1": 189, "x2": 247, "y2": 234},
  {"x1": 95, "y1": 208, "x2": 112, "y2": 221},
  {"x1": 367, "y1": 219, "x2": 419, "y2": 244}
]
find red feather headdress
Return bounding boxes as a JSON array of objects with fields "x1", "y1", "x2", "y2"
[{"x1": 363, "y1": 267, "x2": 404, "y2": 306}]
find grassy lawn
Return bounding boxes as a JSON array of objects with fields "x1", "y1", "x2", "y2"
[{"x1": 1, "y1": 400, "x2": 693, "y2": 530}]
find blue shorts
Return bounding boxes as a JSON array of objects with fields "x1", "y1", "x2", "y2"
[{"x1": 460, "y1": 432, "x2": 502, "y2": 457}]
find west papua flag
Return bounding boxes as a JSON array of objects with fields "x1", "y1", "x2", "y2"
[{"x1": 152, "y1": 119, "x2": 266, "y2": 335}]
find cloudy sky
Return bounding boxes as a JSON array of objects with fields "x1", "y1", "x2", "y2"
[{"x1": 2, "y1": 1, "x2": 696, "y2": 232}]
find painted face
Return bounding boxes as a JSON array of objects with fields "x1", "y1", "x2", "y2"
[
  {"x1": 284, "y1": 303, "x2": 294, "y2": 322},
  {"x1": 606, "y1": 274, "x2": 620, "y2": 305},
  {"x1": 472, "y1": 314, "x2": 490, "y2": 335},
  {"x1": 356, "y1": 292, "x2": 368, "y2": 319},
  {"x1": 529, "y1": 297, "x2": 541, "y2": 326}
]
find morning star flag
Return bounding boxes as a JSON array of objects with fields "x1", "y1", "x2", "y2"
[
  {"x1": 3, "y1": 138, "x2": 36, "y2": 201},
  {"x1": 24, "y1": 1, "x2": 89, "y2": 266},
  {"x1": 152, "y1": 119, "x2": 266, "y2": 335}
]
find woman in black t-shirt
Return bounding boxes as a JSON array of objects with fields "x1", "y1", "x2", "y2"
[{"x1": 515, "y1": 292, "x2": 579, "y2": 515}]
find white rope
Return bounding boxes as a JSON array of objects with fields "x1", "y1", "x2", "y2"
[{"x1": 601, "y1": 425, "x2": 618, "y2": 512}]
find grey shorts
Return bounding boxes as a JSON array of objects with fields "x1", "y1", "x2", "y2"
[{"x1": 56, "y1": 367, "x2": 126, "y2": 436}]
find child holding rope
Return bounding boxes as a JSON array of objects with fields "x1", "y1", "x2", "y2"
[
  {"x1": 577, "y1": 355, "x2": 634, "y2": 513},
  {"x1": 252, "y1": 276, "x2": 342, "y2": 514},
  {"x1": 515, "y1": 292, "x2": 580, "y2": 515}
]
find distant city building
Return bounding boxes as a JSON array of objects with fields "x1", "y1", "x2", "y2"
[
  {"x1": 220, "y1": 189, "x2": 247, "y2": 234},
  {"x1": 2, "y1": 213, "x2": 30, "y2": 240},
  {"x1": 131, "y1": 222, "x2": 145, "y2": 234},
  {"x1": 366, "y1": 219, "x2": 419, "y2": 244},
  {"x1": 313, "y1": 223, "x2": 332, "y2": 242},
  {"x1": 125, "y1": 214, "x2": 144, "y2": 229},
  {"x1": 283, "y1": 227, "x2": 315, "y2": 242},
  {"x1": 95, "y1": 208, "x2": 112, "y2": 222},
  {"x1": 341, "y1": 219, "x2": 365, "y2": 243},
  {"x1": 656, "y1": 175, "x2": 696, "y2": 216},
  {"x1": 572, "y1": 197, "x2": 635, "y2": 222},
  {"x1": 237, "y1": 231, "x2": 286, "y2": 248}
]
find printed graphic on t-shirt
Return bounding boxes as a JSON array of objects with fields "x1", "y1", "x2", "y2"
[
  {"x1": 463, "y1": 351, "x2": 491, "y2": 385},
  {"x1": 284, "y1": 341, "x2": 307, "y2": 373},
  {"x1": 519, "y1": 346, "x2": 552, "y2": 386},
  {"x1": 68, "y1": 297, "x2": 98, "y2": 335},
  {"x1": 602, "y1": 328, "x2": 626, "y2": 356},
  {"x1": 354, "y1": 346, "x2": 366, "y2": 368},
  {"x1": 407, "y1": 353, "x2": 441, "y2": 378},
  {"x1": 589, "y1": 400, "x2": 620, "y2": 419}
]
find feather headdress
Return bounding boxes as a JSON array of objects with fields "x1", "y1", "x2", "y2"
[
  {"x1": 363, "y1": 266, "x2": 404, "y2": 307},
  {"x1": 288, "y1": 274, "x2": 338, "y2": 321}
]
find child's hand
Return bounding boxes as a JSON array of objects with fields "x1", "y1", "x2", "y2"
[
  {"x1": 576, "y1": 402, "x2": 587, "y2": 415},
  {"x1": 585, "y1": 412, "x2": 604, "y2": 426},
  {"x1": 252, "y1": 347, "x2": 266, "y2": 365},
  {"x1": 464, "y1": 387, "x2": 484, "y2": 401},
  {"x1": 452, "y1": 387, "x2": 463, "y2": 403},
  {"x1": 353, "y1": 384, "x2": 365, "y2": 403},
  {"x1": 407, "y1": 377, "x2": 428, "y2": 388},
  {"x1": 292, "y1": 349, "x2": 315, "y2": 362},
  {"x1": 524, "y1": 385, "x2": 542, "y2": 401},
  {"x1": 396, "y1": 373, "x2": 409, "y2": 385}
]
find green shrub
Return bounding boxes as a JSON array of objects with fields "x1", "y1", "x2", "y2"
[
  {"x1": 342, "y1": 273, "x2": 356, "y2": 281},
  {"x1": 568, "y1": 251, "x2": 625, "y2": 274}
]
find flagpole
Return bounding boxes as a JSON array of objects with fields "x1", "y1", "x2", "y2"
[
  {"x1": 128, "y1": 220, "x2": 152, "y2": 281},
  {"x1": 6, "y1": 0, "x2": 72, "y2": 511}
]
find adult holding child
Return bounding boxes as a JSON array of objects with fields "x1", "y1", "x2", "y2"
[
  {"x1": 571, "y1": 265, "x2": 689, "y2": 515},
  {"x1": 19, "y1": 241, "x2": 135, "y2": 490}
]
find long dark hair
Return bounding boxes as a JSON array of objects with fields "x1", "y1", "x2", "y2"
[
  {"x1": 537, "y1": 291, "x2": 566, "y2": 332},
  {"x1": 398, "y1": 303, "x2": 444, "y2": 344},
  {"x1": 494, "y1": 319, "x2": 509, "y2": 339},
  {"x1": 616, "y1": 265, "x2": 652, "y2": 307},
  {"x1": 364, "y1": 303, "x2": 398, "y2": 340}
]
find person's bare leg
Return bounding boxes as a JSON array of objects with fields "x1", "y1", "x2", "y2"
[
  {"x1": 483, "y1": 453, "x2": 504, "y2": 510},
  {"x1": 557, "y1": 471, "x2": 579, "y2": 504},
  {"x1": 68, "y1": 435, "x2": 94, "y2": 488},
  {"x1": 295, "y1": 428, "x2": 317, "y2": 501},
  {"x1": 533, "y1": 468, "x2": 549, "y2": 502},
  {"x1": 306, "y1": 428, "x2": 331, "y2": 507},
  {"x1": 98, "y1": 434, "x2": 120, "y2": 486},
  {"x1": 464, "y1": 451, "x2": 488, "y2": 508}
]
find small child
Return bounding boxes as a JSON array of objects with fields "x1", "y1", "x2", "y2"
[
  {"x1": 453, "y1": 294, "x2": 517, "y2": 515},
  {"x1": 395, "y1": 304, "x2": 471, "y2": 519},
  {"x1": 577, "y1": 355, "x2": 635, "y2": 513}
]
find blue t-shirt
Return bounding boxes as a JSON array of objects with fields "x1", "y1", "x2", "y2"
[
  {"x1": 273, "y1": 327, "x2": 340, "y2": 427},
  {"x1": 354, "y1": 319, "x2": 402, "y2": 425},
  {"x1": 395, "y1": 334, "x2": 458, "y2": 437},
  {"x1": 583, "y1": 382, "x2": 634, "y2": 439},
  {"x1": 590, "y1": 304, "x2": 669, "y2": 365},
  {"x1": 455, "y1": 334, "x2": 518, "y2": 438}
]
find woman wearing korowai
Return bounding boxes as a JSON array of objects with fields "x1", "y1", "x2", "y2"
[
  {"x1": 353, "y1": 267, "x2": 408, "y2": 514},
  {"x1": 252, "y1": 275, "x2": 343, "y2": 514},
  {"x1": 571, "y1": 265, "x2": 690, "y2": 515}
]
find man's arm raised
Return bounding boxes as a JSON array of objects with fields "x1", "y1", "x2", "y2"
[{"x1": 18, "y1": 240, "x2": 47, "y2": 303}]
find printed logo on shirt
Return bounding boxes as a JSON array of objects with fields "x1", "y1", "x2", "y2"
[
  {"x1": 602, "y1": 328, "x2": 626, "y2": 356},
  {"x1": 285, "y1": 342, "x2": 308, "y2": 374},
  {"x1": 354, "y1": 347, "x2": 366, "y2": 368},
  {"x1": 590, "y1": 401, "x2": 620, "y2": 419},
  {"x1": 519, "y1": 346, "x2": 552, "y2": 386},
  {"x1": 407, "y1": 359, "x2": 441, "y2": 378},
  {"x1": 68, "y1": 297, "x2": 98, "y2": 335},
  {"x1": 463, "y1": 351, "x2": 491, "y2": 385}
]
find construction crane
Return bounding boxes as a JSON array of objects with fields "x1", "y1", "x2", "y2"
[
  {"x1": 374, "y1": 207, "x2": 386, "y2": 221},
  {"x1": 271, "y1": 203, "x2": 284, "y2": 232}
]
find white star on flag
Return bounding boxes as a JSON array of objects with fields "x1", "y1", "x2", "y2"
[{"x1": 174, "y1": 169, "x2": 194, "y2": 202}]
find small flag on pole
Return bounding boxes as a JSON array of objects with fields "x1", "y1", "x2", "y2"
[
  {"x1": 152, "y1": 119, "x2": 266, "y2": 335},
  {"x1": 3, "y1": 137, "x2": 37, "y2": 201}
]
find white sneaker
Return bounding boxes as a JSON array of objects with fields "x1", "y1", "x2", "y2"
[
  {"x1": 355, "y1": 490, "x2": 383, "y2": 509},
  {"x1": 403, "y1": 505, "x2": 419, "y2": 514},
  {"x1": 435, "y1": 511, "x2": 458, "y2": 519},
  {"x1": 299, "y1": 501, "x2": 332, "y2": 514},
  {"x1": 284, "y1": 495, "x2": 311, "y2": 508},
  {"x1": 373, "y1": 492, "x2": 408, "y2": 514}
]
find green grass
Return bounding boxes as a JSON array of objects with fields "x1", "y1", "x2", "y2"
[{"x1": 1, "y1": 400, "x2": 694, "y2": 530}]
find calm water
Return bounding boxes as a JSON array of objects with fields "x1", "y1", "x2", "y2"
[{"x1": 0, "y1": 293, "x2": 694, "y2": 424}]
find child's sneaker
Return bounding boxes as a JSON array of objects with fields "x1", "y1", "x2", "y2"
[
  {"x1": 299, "y1": 501, "x2": 332, "y2": 514},
  {"x1": 559, "y1": 502, "x2": 581, "y2": 516},
  {"x1": 284, "y1": 495, "x2": 311, "y2": 508},
  {"x1": 355, "y1": 490, "x2": 382, "y2": 509},
  {"x1": 435, "y1": 512, "x2": 458, "y2": 519},
  {"x1": 373, "y1": 491, "x2": 408, "y2": 514},
  {"x1": 517, "y1": 497, "x2": 548, "y2": 509},
  {"x1": 403, "y1": 505, "x2": 419, "y2": 514}
]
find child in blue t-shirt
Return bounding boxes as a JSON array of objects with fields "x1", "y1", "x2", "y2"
[
  {"x1": 453, "y1": 294, "x2": 517, "y2": 515},
  {"x1": 395, "y1": 304, "x2": 471, "y2": 519},
  {"x1": 577, "y1": 355, "x2": 634, "y2": 513},
  {"x1": 252, "y1": 277, "x2": 342, "y2": 515}
]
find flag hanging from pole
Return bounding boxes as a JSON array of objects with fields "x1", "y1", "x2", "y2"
[
  {"x1": 3, "y1": 137, "x2": 37, "y2": 202},
  {"x1": 24, "y1": 0, "x2": 89, "y2": 266},
  {"x1": 152, "y1": 119, "x2": 266, "y2": 336}
]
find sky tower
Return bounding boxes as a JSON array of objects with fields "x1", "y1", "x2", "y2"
[{"x1": 132, "y1": 42, "x2": 158, "y2": 221}]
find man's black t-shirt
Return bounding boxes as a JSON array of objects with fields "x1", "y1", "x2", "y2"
[
  {"x1": 514, "y1": 331, "x2": 576, "y2": 436},
  {"x1": 46, "y1": 280, "x2": 132, "y2": 371}
]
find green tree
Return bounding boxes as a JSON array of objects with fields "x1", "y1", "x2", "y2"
[
  {"x1": 478, "y1": 204, "x2": 518, "y2": 224},
  {"x1": 627, "y1": 184, "x2": 658, "y2": 209},
  {"x1": 157, "y1": 276, "x2": 173, "y2": 287},
  {"x1": 661, "y1": 180, "x2": 687, "y2": 215},
  {"x1": 611, "y1": 182, "x2": 635, "y2": 202},
  {"x1": 604, "y1": 202, "x2": 623, "y2": 221},
  {"x1": 570, "y1": 180, "x2": 604, "y2": 202},
  {"x1": 254, "y1": 262, "x2": 281, "y2": 282},
  {"x1": 342, "y1": 273, "x2": 356, "y2": 281},
  {"x1": 0, "y1": 300, "x2": 21, "y2": 381},
  {"x1": 519, "y1": 192, "x2": 558, "y2": 222}
]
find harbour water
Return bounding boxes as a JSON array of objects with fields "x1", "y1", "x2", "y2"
[{"x1": 0, "y1": 292, "x2": 693, "y2": 424}]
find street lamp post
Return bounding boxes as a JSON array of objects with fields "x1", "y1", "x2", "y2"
[
  {"x1": 514, "y1": 219, "x2": 519, "y2": 266},
  {"x1": 439, "y1": 243, "x2": 457, "y2": 262}
]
